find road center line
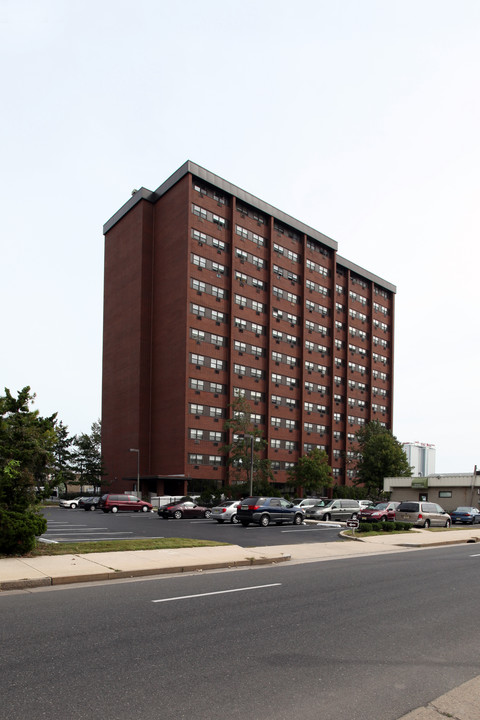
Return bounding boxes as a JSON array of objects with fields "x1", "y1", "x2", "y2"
[{"x1": 152, "y1": 583, "x2": 281, "y2": 603}]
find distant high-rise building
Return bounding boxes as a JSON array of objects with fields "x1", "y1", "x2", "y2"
[
  {"x1": 402, "y1": 442, "x2": 436, "y2": 477},
  {"x1": 102, "y1": 161, "x2": 396, "y2": 497}
]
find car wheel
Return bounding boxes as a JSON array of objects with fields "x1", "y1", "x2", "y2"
[
  {"x1": 445, "y1": 519, "x2": 451, "y2": 528},
  {"x1": 351, "y1": 512, "x2": 358, "y2": 520},
  {"x1": 70, "y1": 503, "x2": 77, "y2": 509},
  {"x1": 216, "y1": 519, "x2": 224, "y2": 524},
  {"x1": 424, "y1": 519, "x2": 430, "y2": 528},
  {"x1": 293, "y1": 513, "x2": 303, "y2": 525},
  {"x1": 89, "y1": 505, "x2": 96, "y2": 511},
  {"x1": 241, "y1": 521, "x2": 250, "y2": 527},
  {"x1": 204, "y1": 510, "x2": 212, "y2": 519},
  {"x1": 174, "y1": 510, "x2": 183, "y2": 519},
  {"x1": 142, "y1": 506, "x2": 148, "y2": 512},
  {"x1": 381, "y1": 515, "x2": 387, "y2": 522},
  {"x1": 231, "y1": 514, "x2": 239, "y2": 524},
  {"x1": 323, "y1": 513, "x2": 331, "y2": 521},
  {"x1": 260, "y1": 514, "x2": 270, "y2": 527},
  {"x1": 111, "y1": 506, "x2": 118, "y2": 513}
]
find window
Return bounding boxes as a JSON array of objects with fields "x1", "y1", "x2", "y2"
[
  {"x1": 271, "y1": 438, "x2": 281, "y2": 449},
  {"x1": 192, "y1": 204, "x2": 207, "y2": 219},
  {"x1": 190, "y1": 428, "x2": 203, "y2": 440},
  {"x1": 190, "y1": 404, "x2": 204, "y2": 416},
  {"x1": 234, "y1": 363, "x2": 246, "y2": 375},
  {"x1": 192, "y1": 279, "x2": 206, "y2": 293},
  {"x1": 271, "y1": 416, "x2": 281, "y2": 428},
  {"x1": 191, "y1": 328, "x2": 205, "y2": 341},
  {"x1": 210, "y1": 358, "x2": 224, "y2": 370},
  {"x1": 211, "y1": 285, "x2": 225, "y2": 299},
  {"x1": 234, "y1": 340, "x2": 247, "y2": 353},
  {"x1": 192, "y1": 254, "x2": 206, "y2": 268},
  {"x1": 210, "y1": 334, "x2": 224, "y2": 346},
  {"x1": 190, "y1": 378, "x2": 204, "y2": 391},
  {"x1": 209, "y1": 431, "x2": 222, "y2": 442},
  {"x1": 191, "y1": 353, "x2": 205, "y2": 366}
]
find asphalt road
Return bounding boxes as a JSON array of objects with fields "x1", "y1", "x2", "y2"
[
  {"x1": 2, "y1": 545, "x2": 480, "y2": 720},
  {"x1": 41, "y1": 506, "x2": 345, "y2": 546}
]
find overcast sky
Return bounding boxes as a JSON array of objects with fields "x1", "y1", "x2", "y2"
[{"x1": 2, "y1": 0, "x2": 479, "y2": 473}]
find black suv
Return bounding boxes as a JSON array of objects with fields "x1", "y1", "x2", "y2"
[{"x1": 237, "y1": 497, "x2": 305, "y2": 527}]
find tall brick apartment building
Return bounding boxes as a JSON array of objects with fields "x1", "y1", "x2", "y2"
[{"x1": 102, "y1": 161, "x2": 396, "y2": 497}]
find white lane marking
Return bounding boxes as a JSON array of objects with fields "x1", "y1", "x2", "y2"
[
  {"x1": 470, "y1": 554, "x2": 480, "y2": 557},
  {"x1": 43, "y1": 531, "x2": 134, "y2": 535},
  {"x1": 281, "y1": 526, "x2": 341, "y2": 533},
  {"x1": 152, "y1": 583, "x2": 281, "y2": 603},
  {"x1": 38, "y1": 538, "x2": 58, "y2": 544}
]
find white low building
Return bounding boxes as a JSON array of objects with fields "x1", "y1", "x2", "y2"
[{"x1": 384, "y1": 473, "x2": 480, "y2": 513}]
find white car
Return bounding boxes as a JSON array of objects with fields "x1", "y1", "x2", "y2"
[
  {"x1": 293, "y1": 498, "x2": 325, "y2": 509},
  {"x1": 211, "y1": 500, "x2": 241, "y2": 523},
  {"x1": 58, "y1": 497, "x2": 84, "y2": 509}
]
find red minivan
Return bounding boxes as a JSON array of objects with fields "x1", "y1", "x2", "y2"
[{"x1": 98, "y1": 494, "x2": 153, "y2": 513}]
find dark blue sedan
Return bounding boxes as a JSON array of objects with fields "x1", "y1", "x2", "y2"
[
  {"x1": 237, "y1": 496, "x2": 305, "y2": 527},
  {"x1": 450, "y1": 507, "x2": 480, "y2": 524}
]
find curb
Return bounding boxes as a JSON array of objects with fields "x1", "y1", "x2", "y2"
[{"x1": 0, "y1": 553, "x2": 291, "y2": 591}]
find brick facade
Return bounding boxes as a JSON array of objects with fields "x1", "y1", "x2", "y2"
[{"x1": 102, "y1": 162, "x2": 396, "y2": 496}]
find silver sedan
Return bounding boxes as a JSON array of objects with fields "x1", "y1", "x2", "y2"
[{"x1": 211, "y1": 501, "x2": 241, "y2": 524}]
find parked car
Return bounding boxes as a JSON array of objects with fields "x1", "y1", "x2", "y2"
[
  {"x1": 237, "y1": 497, "x2": 305, "y2": 527},
  {"x1": 98, "y1": 494, "x2": 153, "y2": 513},
  {"x1": 358, "y1": 500, "x2": 374, "y2": 510},
  {"x1": 359, "y1": 501, "x2": 400, "y2": 522},
  {"x1": 450, "y1": 507, "x2": 480, "y2": 524},
  {"x1": 305, "y1": 498, "x2": 360, "y2": 522},
  {"x1": 211, "y1": 500, "x2": 240, "y2": 523},
  {"x1": 293, "y1": 498, "x2": 325, "y2": 509},
  {"x1": 395, "y1": 501, "x2": 451, "y2": 528},
  {"x1": 58, "y1": 497, "x2": 85, "y2": 509},
  {"x1": 81, "y1": 497, "x2": 100, "y2": 511},
  {"x1": 159, "y1": 501, "x2": 212, "y2": 519}
]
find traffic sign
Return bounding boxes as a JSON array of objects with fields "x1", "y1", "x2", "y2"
[{"x1": 346, "y1": 519, "x2": 359, "y2": 528}]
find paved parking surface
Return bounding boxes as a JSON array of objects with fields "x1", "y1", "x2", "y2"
[{"x1": 41, "y1": 507, "x2": 346, "y2": 547}]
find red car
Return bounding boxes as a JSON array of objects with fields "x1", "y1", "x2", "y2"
[
  {"x1": 159, "y1": 501, "x2": 212, "y2": 519},
  {"x1": 359, "y1": 501, "x2": 400, "y2": 522}
]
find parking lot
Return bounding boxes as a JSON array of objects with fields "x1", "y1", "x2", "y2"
[{"x1": 41, "y1": 506, "x2": 346, "y2": 547}]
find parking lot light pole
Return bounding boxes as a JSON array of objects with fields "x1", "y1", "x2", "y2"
[
  {"x1": 242, "y1": 434, "x2": 254, "y2": 497},
  {"x1": 129, "y1": 448, "x2": 140, "y2": 495}
]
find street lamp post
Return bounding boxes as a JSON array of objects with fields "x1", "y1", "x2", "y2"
[
  {"x1": 242, "y1": 434, "x2": 254, "y2": 497},
  {"x1": 129, "y1": 448, "x2": 140, "y2": 495}
]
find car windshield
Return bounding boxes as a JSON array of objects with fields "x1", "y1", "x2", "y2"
[
  {"x1": 322, "y1": 500, "x2": 334, "y2": 508},
  {"x1": 454, "y1": 507, "x2": 473, "y2": 513},
  {"x1": 372, "y1": 503, "x2": 388, "y2": 510},
  {"x1": 219, "y1": 502, "x2": 234, "y2": 507}
]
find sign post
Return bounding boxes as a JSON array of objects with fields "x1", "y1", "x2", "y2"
[{"x1": 346, "y1": 518, "x2": 360, "y2": 536}]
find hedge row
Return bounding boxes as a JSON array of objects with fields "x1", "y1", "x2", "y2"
[{"x1": 357, "y1": 521, "x2": 413, "y2": 533}]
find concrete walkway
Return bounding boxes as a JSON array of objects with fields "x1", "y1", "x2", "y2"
[{"x1": 2, "y1": 525, "x2": 480, "y2": 720}]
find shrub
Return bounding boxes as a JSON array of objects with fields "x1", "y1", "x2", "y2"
[{"x1": 0, "y1": 509, "x2": 47, "y2": 555}]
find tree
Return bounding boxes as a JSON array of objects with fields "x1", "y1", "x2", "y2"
[
  {"x1": 0, "y1": 387, "x2": 51, "y2": 554},
  {"x1": 222, "y1": 396, "x2": 273, "y2": 490},
  {"x1": 0, "y1": 387, "x2": 56, "y2": 510},
  {"x1": 351, "y1": 421, "x2": 412, "y2": 497},
  {"x1": 49, "y1": 420, "x2": 76, "y2": 494},
  {"x1": 72, "y1": 420, "x2": 105, "y2": 492},
  {"x1": 287, "y1": 448, "x2": 333, "y2": 496}
]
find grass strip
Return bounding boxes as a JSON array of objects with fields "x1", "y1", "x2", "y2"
[{"x1": 24, "y1": 537, "x2": 229, "y2": 557}]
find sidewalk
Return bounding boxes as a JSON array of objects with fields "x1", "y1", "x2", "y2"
[{"x1": 1, "y1": 525, "x2": 480, "y2": 592}]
